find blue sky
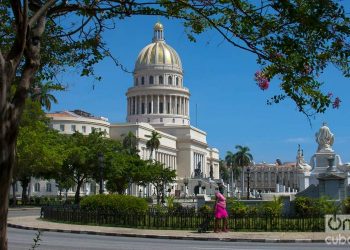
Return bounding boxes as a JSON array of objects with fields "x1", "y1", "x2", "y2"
[{"x1": 51, "y1": 16, "x2": 350, "y2": 164}]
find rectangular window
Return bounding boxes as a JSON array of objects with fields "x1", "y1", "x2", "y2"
[
  {"x1": 167, "y1": 103, "x2": 170, "y2": 113},
  {"x1": 82, "y1": 126, "x2": 86, "y2": 133},
  {"x1": 34, "y1": 183, "x2": 40, "y2": 192},
  {"x1": 159, "y1": 103, "x2": 163, "y2": 114},
  {"x1": 71, "y1": 125, "x2": 76, "y2": 132},
  {"x1": 142, "y1": 103, "x2": 145, "y2": 114},
  {"x1": 46, "y1": 183, "x2": 52, "y2": 192},
  {"x1": 60, "y1": 124, "x2": 65, "y2": 131},
  {"x1": 148, "y1": 102, "x2": 152, "y2": 114}
]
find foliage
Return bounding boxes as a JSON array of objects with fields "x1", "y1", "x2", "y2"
[
  {"x1": 166, "y1": 195, "x2": 175, "y2": 210},
  {"x1": 105, "y1": 153, "x2": 145, "y2": 194},
  {"x1": 294, "y1": 196, "x2": 340, "y2": 216},
  {"x1": 59, "y1": 131, "x2": 123, "y2": 204},
  {"x1": 80, "y1": 194, "x2": 148, "y2": 214},
  {"x1": 343, "y1": 197, "x2": 350, "y2": 214},
  {"x1": 232, "y1": 145, "x2": 253, "y2": 168},
  {"x1": 261, "y1": 196, "x2": 283, "y2": 217},
  {"x1": 135, "y1": 161, "x2": 176, "y2": 204},
  {"x1": 145, "y1": 131, "x2": 161, "y2": 160},
  {"x1": 122, "y1": 131, "x2": 139, "y2": 156},
  {"x1": 14, "y1": 99, "x2": 67, "y2": 203},
  {"x1": 198, "y1": 204, "x2": 213, "y2": 214},
  {"x1": 228, "y1": 199, "x2": 249, "y2": 217},
  {"x1": 160, "y1": 0, "x2": 350, "y2": 116},
  {"x1": 219, "y1": 160, "x2": 229, "y2": 183}
]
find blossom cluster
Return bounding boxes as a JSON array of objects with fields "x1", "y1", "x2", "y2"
[
  {"x1": 327, "y1": 92, "x2": 341, "y2": 109},
  {"x1": 254, "y1": 71, "x2": 269, "y2": 90}
]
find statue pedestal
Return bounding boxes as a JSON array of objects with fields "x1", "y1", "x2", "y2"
[
  {"x1": 317, "y1": 172, "x2": 347, "y2": 200},
  {"x1": 298, "y1": 171, "x2": 310, "y2": 191},
  {"x1": 310, "y1": 152, "x2": 336, "y2": 185}
]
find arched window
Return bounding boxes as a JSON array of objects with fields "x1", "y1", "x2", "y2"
[
  {"x1": 149, "y1": 76, "x2": 154, "y2": 84},
  {"x1": 176, "y1": 77, "x2": 179, "y2": 86},
  {"x1": 135, "y1": 78, "x2": 139, "y2": 86},
  {"x1": 141, "y1": 76, "x2": 145, "y2": 85},
  {"x1": 168, "y1": 76, "x2": 172, "y2": 85},
  {"x1": 159, "y1": 76, "x2": 163, "y2": 84}
]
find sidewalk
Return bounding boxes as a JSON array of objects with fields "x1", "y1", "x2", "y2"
[{"x1": 7, "y1": 215, "x2": 342, "y2": 243}]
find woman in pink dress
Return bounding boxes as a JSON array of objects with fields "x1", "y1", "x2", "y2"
[{"x1": 214, "y1": 185, "x2": 228, "y2": 232}]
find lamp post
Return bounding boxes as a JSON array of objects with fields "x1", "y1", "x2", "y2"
[
  {"x1": 98, "y1": 152, "x2": 104, "y2": 194},
  {"x1": 246, "y1": 166, "x2": 251, "y2": 200},
  {"x1": 183, "y1": 177, "x2": 189, "y2": 199},
  {"x1": 198, "y1": 180, "x2": 202, "y2": 194}
]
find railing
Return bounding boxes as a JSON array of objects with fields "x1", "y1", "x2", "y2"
[{"x1": 41, "y1": 206, "x2": 325, "y2": 232}]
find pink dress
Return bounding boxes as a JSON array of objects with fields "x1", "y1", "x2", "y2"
[{"x1": 214, "y1": 192, "x2": 228, "y2": 219}]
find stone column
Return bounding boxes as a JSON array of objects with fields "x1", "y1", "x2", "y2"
[
  {"x1": 169, "y1": 95, "x2": 172, "y2": 114},
  {"x1": 151, "y1": 95, "x2": 154, "y2": 114},
  {"x1": 157, "y1": 95, "x2": 159, "y2": 114},
  {"x1": 145, "y1": 95, "x2": 148, "y2": 114},
  {"x1": 163, "y1": 95, "x2": 166, "y2": 114},
  {"x1": 175, "y1": 96, "x2": 178, "y2": 114}
]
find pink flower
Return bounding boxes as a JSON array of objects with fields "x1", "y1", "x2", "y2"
[
  {"x1": 254, "y1": 71, "x2": 270, "y2": 91},
  {"x1": 332, "y1": 97, "x2": 341, "y2": 109}
]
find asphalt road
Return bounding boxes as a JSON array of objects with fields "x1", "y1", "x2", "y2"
[{"x1": 8, "y1": 227, "x2": 350, "y2": 250}]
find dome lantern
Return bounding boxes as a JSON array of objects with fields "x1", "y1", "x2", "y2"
[{"x1": 153, "y1": 22, "x2": 164, "y2": 42}]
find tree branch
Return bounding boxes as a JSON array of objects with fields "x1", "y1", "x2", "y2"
[{"x1": 29, "y1": 0, "x2": 57, "y2": 28}]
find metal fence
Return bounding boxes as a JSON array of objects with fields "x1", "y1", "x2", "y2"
[{"x1": 41, "y1": 206, "x2": 325, "y2": 232}]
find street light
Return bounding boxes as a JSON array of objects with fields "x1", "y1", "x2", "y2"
[
  {"x1": 246, "y1": 167, "x2": 251, "y2": 200},
  {"x1": 183, "y1": 177, "x2": 189, "y2": 198},
  {"x1": 198, "y1": 180, "x2": 202, "y2": 195},
  {"x1": 98, "y1": 152, "x2": 104, "y2": 194}
]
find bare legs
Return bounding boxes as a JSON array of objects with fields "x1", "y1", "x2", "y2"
[{"x1": 214, "y1": 218, "x2": 229, "y2": 233}]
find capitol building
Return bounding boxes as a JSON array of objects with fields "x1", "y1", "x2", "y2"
[{"x1": 110, "y1": 22, "x2": 220, "y2": 197}]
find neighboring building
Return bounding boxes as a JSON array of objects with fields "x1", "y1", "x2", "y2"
[
  {"x1": 11, "y1": 110, "x2": 110, "y2": 199},
  {"x1": 47, "y1": 109, "x2": 110, "y2": 137},
  {"x1": 110, "y1": 22, "x2": 220, "y2": 197}
]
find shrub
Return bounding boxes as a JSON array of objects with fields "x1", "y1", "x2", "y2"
[
  {"x1": 230, "y1": 200, "x2": 248, "y2": 217},
  {"x1": 261, "y1": 196, "x2": 283, "y2": 217},
  {"x1": 343, "y1": 198, "x2": 350, "y2": 214},
  {"x1": 198, "y1": 205, "x2": 213, "y2": 214},
  {"x1": 294, "y1": 196, "x2": 340, "y2": 216},
  {"x1": 80, "y1": 194, "x2": 148, "y2": 213}
]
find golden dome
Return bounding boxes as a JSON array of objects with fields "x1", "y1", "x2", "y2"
[
  {"x1": 135, "y1": 23, "x2": 182, "y2": 71},
  {"x1": 154, "y1": 22, "x2": 163, "y2": 30}
]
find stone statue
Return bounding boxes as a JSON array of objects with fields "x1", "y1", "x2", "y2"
[
  {"x1": 296, "y1": 144, "x2": 312, "y2": 171},
  {"x1": 315, "y1": 123, "x2": 334, "y2": 152}
]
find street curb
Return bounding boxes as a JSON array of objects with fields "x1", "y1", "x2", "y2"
[{"x1": 7, "y1": 223, "x2": 325, "y2": 243}]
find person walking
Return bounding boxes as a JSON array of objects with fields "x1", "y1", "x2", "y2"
[{"x1": 214, "y1": 184, "x2": 229, "y2": 233}]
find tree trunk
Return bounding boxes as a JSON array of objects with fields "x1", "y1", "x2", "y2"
[
  {"x1": 20, "y1": 178, "x2": 30, "y2": 205},
  {"x1": 74, "y1": 180, "x2": 83, "y2": 205},
  {"x1": 0, "y1": 141, "x2": 16, "y2": 250}
]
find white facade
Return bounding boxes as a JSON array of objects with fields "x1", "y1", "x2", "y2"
[
  {"x1": 47, "y1": 110, "x2": 110, "y2": 137},
  {"x1": 110, "y1": 22, "x2": 220, "y2": 197}
]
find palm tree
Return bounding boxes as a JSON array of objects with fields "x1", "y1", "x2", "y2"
[
  {"x1": 122, "y1": 131, "x2": 139, "y2": 155},
  {"x1": 233, "y1": 145, "x2": 253, "y2": 195},
  {"x1": 31, "y1": 82, "x2": 65, "y2": 111},
  {"x1": 225, "y1": 151, "x2": 241, "y2": 195},
  {"x1": 145, "y1": 131, "x2": 161, "y2": 160}
]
